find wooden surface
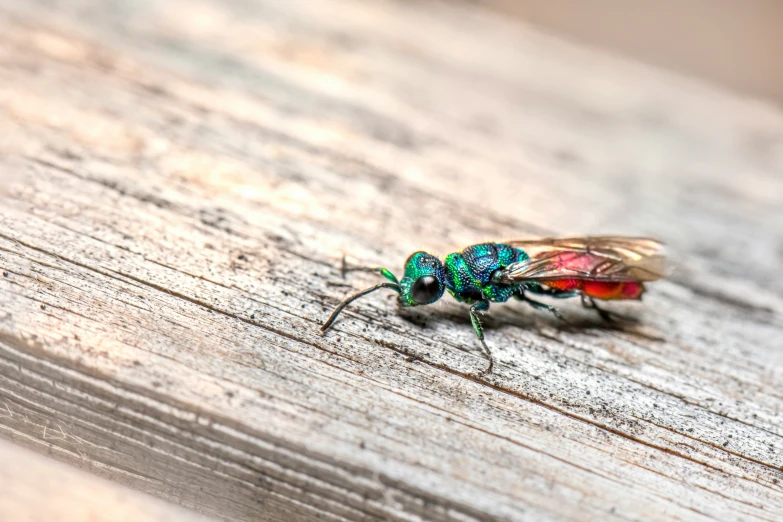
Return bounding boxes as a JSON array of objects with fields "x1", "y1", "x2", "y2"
[
  {"x1": 1, "y1": 0, "x2": 783, "y2": 520},
  {"x1": 0, "y1": 438, "x2": 215, "y2": 522}
]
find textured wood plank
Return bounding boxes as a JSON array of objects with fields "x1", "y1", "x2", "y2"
[
  {"x1": 0, "y1": 439, "x2": 215, "y2": 522},
  {"x1": 0, "y1": 0, "x2": 782, "y2": 521}
]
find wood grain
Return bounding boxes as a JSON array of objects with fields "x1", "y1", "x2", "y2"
[
  {"x1": 0, "y1": 438, "x2": 215, "y2": 522},
  {"x1": 1, "y1": 0, "x2": 782, "y2": 520}
]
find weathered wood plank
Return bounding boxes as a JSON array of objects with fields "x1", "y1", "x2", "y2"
[
  {"x1": 0, "y1": 438, "x2": 215, "y2": 522},
  {"x1": 1, "y1": 0, "x2": 782, "y2": 520}
]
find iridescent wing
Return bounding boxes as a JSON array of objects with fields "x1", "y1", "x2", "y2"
[{"x1": 494, "y1": 236, "x2": 666, "y2": 283}]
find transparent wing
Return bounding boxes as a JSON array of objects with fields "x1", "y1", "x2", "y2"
[{"x1": 495, "y1": 236, "x2": 666, "y2": 283}]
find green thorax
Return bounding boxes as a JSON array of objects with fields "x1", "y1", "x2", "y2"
[{"x1": 444, "y1": 243, "x2": 528, "y2": 303}]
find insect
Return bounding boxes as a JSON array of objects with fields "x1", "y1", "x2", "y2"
[{"x1": 321, "y1": 237, "x2": 665, "y2": 375}]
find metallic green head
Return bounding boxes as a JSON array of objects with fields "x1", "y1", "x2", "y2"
[
  {"x1": 319, "y1": 251, "x2": 445, "y2": 333},
  {"x1": 398, "y1": 252, "x2": 445, "y2": 307}
]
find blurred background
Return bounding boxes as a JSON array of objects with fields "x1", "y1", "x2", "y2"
[{"x1": 475, "y1": 0, "x2": 783, "y2": 106}]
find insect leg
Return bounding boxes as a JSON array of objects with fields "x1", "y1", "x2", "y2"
[
  {"x1": 581, "y1": 295, "x2": 615, "y2": 322},
  {"x1": 525, "y1": 284, "x2": 579, "y2": 299},
  {"x1": 516, "y1": 290, "x2": 565, "y2": 320},
  {"x1": 469, "y1": 300, "x2": 494, "y2": 375},
  {"x1": 340, "y1": 256, "x2": 400, "y2": 284}
]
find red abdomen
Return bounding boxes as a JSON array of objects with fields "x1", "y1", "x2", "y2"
[{"x1": 544, "y1": 279, "x2": 645, "y2": 300}]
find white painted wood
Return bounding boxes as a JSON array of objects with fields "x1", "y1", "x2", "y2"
[{"x1": 0, "y1": 0, "x2": 782, "y2": 520}]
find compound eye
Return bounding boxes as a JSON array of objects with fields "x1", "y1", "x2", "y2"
[{"x1": 411, "y1": 275, "x2": 440, "y2": 304}]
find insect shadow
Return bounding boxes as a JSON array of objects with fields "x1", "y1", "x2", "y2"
[
  {"x1": 399, "y1": 302, "x2": 666, "y2": 368},
  {"x1": 397, "y1": 299, "x2": 642, "y2": 335}
]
